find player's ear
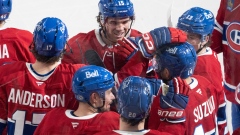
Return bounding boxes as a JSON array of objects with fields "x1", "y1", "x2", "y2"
[
  {"x1": 202, "y1": 36, "x2": 210, "y2": 45},
  {"x1": 90, "y1": 92, "x2": 100, "y2": 104},
  {"x1": 162, "y1": 68, "x2": 171, "y2": 79}
]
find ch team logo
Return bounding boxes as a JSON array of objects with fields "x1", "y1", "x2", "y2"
[{"x1": 226, "y1": 22, "x2": 240, "y2": 53}]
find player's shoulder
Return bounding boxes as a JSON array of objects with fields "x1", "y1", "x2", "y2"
[
  {"x1": 48, "y1": 107, "x2": 67, "y2": 114},
  {"x1": 147, "y1": 129, "x2": 172, "y2": 135},
  {"x1": 0, "y1": 28, "x2": 33, "y2": 46},
  {"x1": 100, "y1": 111, "x2": 119, "y2": 117},
  {"x1": 69, "y1": 30, "x2": 95, "y2": 43},
  {"x1": 2, "y1": 28, "x2": 32, "y2": 38},
  {"x1": 98, "y1": 111, "x2": 120, "y2": 119},
  {"x1": 0, "y1": 62, "x2": 26, "y2": 83},
  {"x1": 192, "y1": 75, "x2": 211, "y2": 84},
  {"x1": 94, "y1": 130, "x2": 118, "y2": 135},
  {"x1": 57, "y1": 63, "x2": 86, "y2": 72},
  {"x1": 0, "y1": 61, "x2": 25, "y2": 73},
  {"x1": 191, "y1": 75, "x2": 217, "y2": 93}
]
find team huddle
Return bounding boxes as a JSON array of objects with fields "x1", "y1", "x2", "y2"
[{"x1": 0, "y1": 0, "x2": 240, "y2": 135}]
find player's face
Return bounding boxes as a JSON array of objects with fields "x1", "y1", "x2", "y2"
[
  {"x1": 103, "y1": 88, "x2": 115, "y2": 111},
  {"x1": 104, "y1": 17, "x2": 132, "y2": 42},
  {"x1": 186, "y1": 33, "x2": 202, "y2": 51},
  {"x1": 96, "y1": 88, "x2": 115, "y2": 112}
]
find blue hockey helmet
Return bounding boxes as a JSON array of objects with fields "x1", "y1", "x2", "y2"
[
  {"x1": 33, "y1": 17, "x2": 68, "y2": 57},
  {"x1": 177, "y1": 7, "x2": 215, "y2": 40},
  {"x1": 118, "y1": 76, "x2": 153, "y2": 120},
  {"x1": 98, "y1": 0, "x2": 134, "y2": 23},
  {"x1": 154, "y1": 42, "x2": 197, "y2": 79},
  {"x1": 72, "y1": 65, "x2": 115, "y2": 102},
  {"x1": 0, "y1": 0, "x2": 12, "y2": 20}
]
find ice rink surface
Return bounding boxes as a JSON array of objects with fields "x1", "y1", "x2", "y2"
[{"x1": 6, "y1": 0, "x2": 233, "y2": 134}]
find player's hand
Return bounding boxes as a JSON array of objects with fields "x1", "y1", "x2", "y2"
[
  {"x1": 136, "y1": 27, "x2": 187, "y2": 59},
  {"x1": 116, "y1": 37, "x2": 138, "y2": 60},
  {"x1": 113, "y1": 37, "x2": 138, "y2": 69},
  {"x1": 159, "y1": 77, "x2": 190, "y2": 123}
]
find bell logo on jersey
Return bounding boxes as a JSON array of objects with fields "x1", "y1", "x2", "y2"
[
  {"x1": 0, "y1": 44, "x2": 10, "y2": 59},
  {"x1": 193, "y1": 95, "x2": 215, "y2": 123},
  {"x1": 226, "y1": 22, "x2": 240, "y2": 53},
  {"x1": 86, "y1": 70, "x2": 99, "y2": 78}
]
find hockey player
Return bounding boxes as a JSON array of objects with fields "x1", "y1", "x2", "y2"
[
  {"x1": 34, "y1": 65, "x2": 118, "y2": 135},
  {"x1": 0, "y1": 17, "x2": 86, "y2": 135},
  {"x1": 0, "y1": 0, "x2": 35, "y2": 65},
  {"x1": 61, "y1": 0, "x2": 187, "y2": 84},
  {"x1": 177, "y1": 7, "x2": 229, "y2": 134},
  {"x1": 146, "y1": 42, "x2": 227, "y2": 135},
  {"x1": 95, "y1": 76, "x2": 174, "y2": 135},
  {"x1": 211, "y1": 0, "x2": 240, "y2": 134},
  {"x1": 62, "y1": 0, "x2": 141, "y2": 72}
]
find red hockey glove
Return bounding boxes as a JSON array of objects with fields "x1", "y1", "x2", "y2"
[
  {"x1": 158, "y1": 77, "x2": 190, "y2": 123},
  {"x1": 116, "y1": 37, "x2": 138, "y2": 60},
  {"x1": 136, "y1": 27, "x2": 187, "y2": 59},
  {"x1": 113, "y1": 37, "x2": 138, "y2": 70}
]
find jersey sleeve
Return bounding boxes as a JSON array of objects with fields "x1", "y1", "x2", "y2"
[
  {"x1": 114, "y1": 51, "x2": 149, "y2": 85},
  {"x1": 211, "y1": 0, "x2": 226, "y2": 54},
  {"x1": 62, "y1": 33, "x2": 91, "y2": 64}
]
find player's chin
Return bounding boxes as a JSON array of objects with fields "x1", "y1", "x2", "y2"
[
  {"x1": 104, "y1": 103, "x2": 112, "y2": 111},
  {"x1": 113, "y1": 35, "x2": 124, "y2": 41}
]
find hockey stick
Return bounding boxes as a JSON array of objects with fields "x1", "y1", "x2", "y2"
[
  {"x1": 84, "y1": 50, "x2": 106, "y2": 68},
  {"x1": 167, "y1": 1, "x2": 174, "y2": 27}
]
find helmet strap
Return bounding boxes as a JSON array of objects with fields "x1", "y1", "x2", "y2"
[
  {"x1": 124, "y1": 19, "x2": 134, "y2": 37},
  {"x1": 196, "y1": 35, "x2": 208, "y2": 54},
  {"x1": 87, "y1": 99, "x2": 106, "y2": 113},
  {"x1": 64, "y1": 42, "x2": 73, "y2": 54}
]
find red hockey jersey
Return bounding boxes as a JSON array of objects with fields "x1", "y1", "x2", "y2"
[
  {"x1": 211, "y1": 0, "x2": 240, "y2": 103},
  {"x1": 148, "y1": 75, "x2": 225, "y2": 135},
  {"x1": 0, "y1": 28, "x2": 35, "y2": 65},
  {"x1": 0, "y1": 62, "x2": 85, "y2": 135},
  {"x1": 194, "y1": 47, "x2": 223, "y2": 90},
  {"x1": 34, "y1": 108, "x2": 119, "y2": 135},
  {"x1": 194, "y1": 47, "x2": 229, "y2": 134},
  {"x1": 62, "y1": 29, "x2": 149, "y2": 84},
  {"x1": 94, "y1": 129, "x2": 171, "y2": 135}
]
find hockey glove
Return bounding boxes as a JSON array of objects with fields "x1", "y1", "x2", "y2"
[
  {"x1": 116, "y1": 37, "x2": 138, "y2": 61},
  {"x1": 136, "y1": 27, "x2": 187, "y2": 59},
  {"x1": 159, "y1": 77, "x2": 190, "y2": 123}
]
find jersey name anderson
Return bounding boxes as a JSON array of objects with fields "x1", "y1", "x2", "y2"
[{"x1": 8, "y1": 88, "x2": 65, "y2": 108}]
